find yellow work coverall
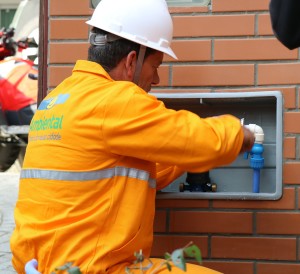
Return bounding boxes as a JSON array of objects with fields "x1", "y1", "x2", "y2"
[{"x1": 10, "y1": 60, "x2": 243, "y2": 273}]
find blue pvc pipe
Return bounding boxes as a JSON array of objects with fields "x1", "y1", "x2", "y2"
[
  {"x1": 252, "y1": 168, "x2": 260, "y2": 193},
  {"x1": 249, "y1": 143, "x2": 264, "y2": 193}
]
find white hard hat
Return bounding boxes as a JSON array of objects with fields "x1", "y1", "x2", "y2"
[{"x1": 86, "y1": 0, "x2": 177, "y2": 59}]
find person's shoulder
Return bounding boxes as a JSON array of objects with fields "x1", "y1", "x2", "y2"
[{"x1": 112, "y1": 80, "x2": 146, "y2": 95}]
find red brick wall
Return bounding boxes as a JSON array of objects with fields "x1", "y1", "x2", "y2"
[{"x1": 47, "y1": 0, "x2": 299, "y2": 273}]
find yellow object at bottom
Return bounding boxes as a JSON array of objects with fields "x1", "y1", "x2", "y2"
[
  {"x1": 24, "y1": 257, "x2": 222, "y2": 274},
  {"x1": 109, "y1": 258, "x2": 222, "y2": 274}
]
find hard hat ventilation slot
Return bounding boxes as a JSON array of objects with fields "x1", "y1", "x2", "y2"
[
  {"x1": 134, "y1": 35, "x2": 148, "y2": 44},
  {"x1": 159, "y1": 39, "x2": 170, "y2": 48}
]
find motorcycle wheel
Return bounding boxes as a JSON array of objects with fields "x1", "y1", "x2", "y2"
[{"x1": 0, "y1": 141, "x2": 21, "y2": 172}]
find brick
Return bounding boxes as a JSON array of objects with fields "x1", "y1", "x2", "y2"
[
  {"x1": 173, "y1": 15, "x2": 255, "y2": 37},
  {"x1": 50, "y1": 19, "x2": 89, "y2": 40},
  {"x1": 50, "y1": 0, "x2": 91, "y2": 16},
  {"x1": 284, "y1": 137, "x2": 296, "y2": 159},
  {"x1": 212, "y1": 0, "x2": 269, "y2": 12},
  {"x1": 48, "y1": 66, "x2": 73, "y2": 88},
  {"x1": 297, "y1": 88, "x2": 300, "y2": 108},
  {"x1": 212, "y1": 188, "x2": 295, "y2": 210},
  {"x1": 169, "y1": 6, "x2": 208, "y2": 14},
  {"x1": 258, "y1": 63, "x2": 300, "y2": 85},
  {"x1": 298, "y1": 190, "x2": 300, "y2": 210},
  {"x1": 214, "y1": 39, "x2": 297, "y2": 61},
  {"x1": 285, "y1": 113, "x2": 300, "y2": 134},
  {"x1": 257, "y1": 212, "x2": 300, "y2": 234},
  {"x1": 204, "y1": 261, "x2": 253, "y2": 274},
  {"x1": 49, "y1": 43, "x2": 89, "y2": 64},
  {"x1": 298, "y1": 238, "x2": 300, "y2": 260},
  {"x1": 169, "y1": 211, "x2": 252, "y2": 234},
  {"x1": 283, "y1": 162, "x2": 300, "y2": 184},
  {"x1": 281, "y1": 87, "x2": 296, "y2": 109},
  {"x1": 154, "y1": 210, "x2": 167, "y2": 233},
  {"x1": 257, "y1": 263, "x2": 300, "y2": 274},
  {"x1": 151, "y1": 235, "x2": 208, "y2": 257},
  {"x1": 258, "y1": 14, "x2": 274, "y2": 35},
  {"x1": 211, "y1": 236, "x2": 296, "y2": 260},
  {"x1": 164, "y1": 40, "x2": 211, "y2": 62},
  {"x1": 172, "y1": 64, "x2": 254, "y2": 86}
]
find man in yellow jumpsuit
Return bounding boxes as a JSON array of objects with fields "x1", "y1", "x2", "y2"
[{"x1": 10, "y1": 0, "x2": 255, "y2": 273}]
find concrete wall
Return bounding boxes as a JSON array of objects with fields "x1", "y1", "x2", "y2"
[
  {"x1": 0, "y1": 0, "x2": 20, "y2": 9},
  {"x1": 45, "y1": 0, "x2": 300, "y2": 273}
]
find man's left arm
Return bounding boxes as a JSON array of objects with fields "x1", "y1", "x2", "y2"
[{"x1": 156, "y1": 164, "x2": 184, "y2": 190}]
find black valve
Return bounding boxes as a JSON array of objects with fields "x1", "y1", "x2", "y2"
[{"x1": 179, "y1": 171, "x2": 217, "y2": 192}]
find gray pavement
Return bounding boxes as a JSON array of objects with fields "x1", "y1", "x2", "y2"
[{"x1": 0, "y1": 163, "x2": 21, "y2": 274}]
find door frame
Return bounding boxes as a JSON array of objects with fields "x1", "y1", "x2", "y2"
[{"x1": 38, "y1": 0, "x2": 48, "y2": 104}]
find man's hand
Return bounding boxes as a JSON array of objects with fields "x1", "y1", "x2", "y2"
[{"x1": 240, "y1": 126, "x2": 255, "y2": 153}]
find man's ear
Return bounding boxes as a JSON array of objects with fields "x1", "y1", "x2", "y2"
[{"x1": 124, "y1": 51, "x2": 137, "y2": 81}]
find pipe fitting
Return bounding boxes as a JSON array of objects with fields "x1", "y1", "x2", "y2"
[{"x1": 244, "y1": 124, "x2": 264, "y2": 144}]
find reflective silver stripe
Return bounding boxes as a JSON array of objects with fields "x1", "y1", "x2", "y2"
[{"x1": 21, "y1": 166, "x2": 156, "y2": 188}]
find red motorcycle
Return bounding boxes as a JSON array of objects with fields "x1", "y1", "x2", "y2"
[{"x1": 0, "y1": 27, "x2": 38, "y2": 171}]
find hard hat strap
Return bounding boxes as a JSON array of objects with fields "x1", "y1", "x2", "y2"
[
  {"x1": 89, "y1": 32, "x2": 121, "y2": 46},
  {"x1": 133, "y1": 45, "x2": 146, "y2": 85}
]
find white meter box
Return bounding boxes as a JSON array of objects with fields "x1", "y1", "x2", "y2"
[{"x1": 154, "y1": 91, "x2": 283, "y2": 200}]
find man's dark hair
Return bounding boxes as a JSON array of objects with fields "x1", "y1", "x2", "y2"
[{"x1": 88, "y1": 27, "x2": 156, "y2": 72}]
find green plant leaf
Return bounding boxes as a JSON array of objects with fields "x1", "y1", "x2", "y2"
[
  {"x1": 165, "y1": 262, "x2": 172, "y2": 272},
  {"x1": 171, "y1": 249, "x2": 186, "y2": 271},
  {"x1": 164, "y1": 252, "x2": 171, "y2": 261},
  {"x1": 55, "y1": 262, "x2": 73, "y2": 271},
  {"x1": 125, "y1": 266, "x2": 132, "y2": 274},
  {"x1": 184, "y1": 245, "x2": 202, "y2": 264},
  {"x1": 67, "y1": 267, "x2": 82, "y2": 274},
  {"x1": 133, "y1": 250, "x2": 144, "y2": 263}
]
